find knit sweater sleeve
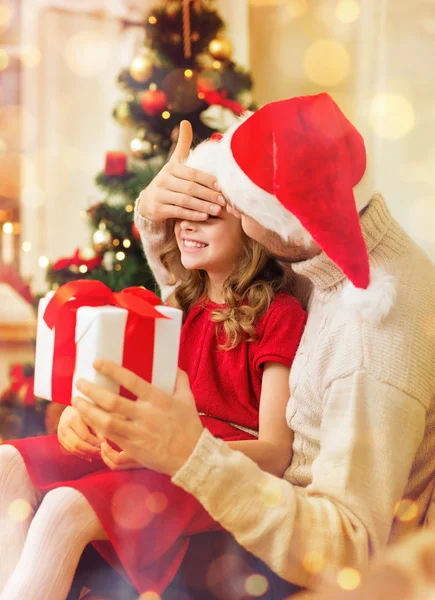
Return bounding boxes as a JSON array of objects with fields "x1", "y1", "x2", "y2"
[
  {"x1": 134, "y1": 198, "x2": 177, "y2": 301},
  {"x1": 172, "y1": 370, "x2": 425, "y2": 589}
]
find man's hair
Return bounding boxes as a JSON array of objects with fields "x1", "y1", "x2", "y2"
[{"x1": 159, "y1": 232, "x2": 293, "y2": 350}]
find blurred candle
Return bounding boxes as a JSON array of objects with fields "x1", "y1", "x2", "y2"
[{"x1": 2, "y1": 222, "x2": 13, "y2": 264}]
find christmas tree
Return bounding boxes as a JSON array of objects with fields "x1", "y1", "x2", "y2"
[
  {"x1": 0, "y1": 0, "x2": 255, "y2": 437},
  {"x1": 46, "y1": 0, "x2": 255, "y2": 294}
]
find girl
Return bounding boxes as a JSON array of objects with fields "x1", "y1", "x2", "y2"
[{"x1": 0, "y1": 139, "x2": 306, "y2": 600}]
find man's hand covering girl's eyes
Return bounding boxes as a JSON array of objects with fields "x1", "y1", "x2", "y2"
[{"x1": 136, "y1": 120, "x2": 226, "y2": 223}]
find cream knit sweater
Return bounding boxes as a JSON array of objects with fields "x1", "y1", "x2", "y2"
[{"x1": 135, "y1": 194, "x2": 435, "y2": 589}]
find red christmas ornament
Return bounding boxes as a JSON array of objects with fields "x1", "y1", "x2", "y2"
[
  {"x1": 132, "y1": 223, "x2": 141, "y2": 240},
  {"x1": 140, "y1": 89, "x2": 168, "y2": 117},
  {"x1": 105, "y1": 151, "x2": 127, "y2": 176}
]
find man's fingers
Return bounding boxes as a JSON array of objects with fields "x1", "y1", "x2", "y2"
[
  {"x1": 168, "y1": 162, "x2": 222, "y2": 196},
  {"x1": 163, "y1": 179, "x2": 224, "y2": 213},
  {"x1": 169, "y1": 120, "x2": 193, "y2": 164},
  {"x1": 174, "y1": 369, "x2": 196, "y2": 407},
  {"x1": 101, "y1": 443, "x2": 133, "y2": 466},
  {"x1": 156, "y1": 189, "x2": 216, "y2": 219},
  {"x1": 92, "y1": 360, "x2": 153, "y2": 402},
  {"x1": 226, "y1": 203, "x2": 242, "y2": 219}
]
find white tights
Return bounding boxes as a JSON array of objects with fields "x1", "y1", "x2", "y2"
[{"x1": 0, "y1": 445, "x2": 107, "y2": 600}]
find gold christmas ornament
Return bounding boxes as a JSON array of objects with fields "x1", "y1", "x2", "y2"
[
  {"x1": 129, "y1": 53, "x2": 153, "y2": 83},
  {"x1": 208, "y1": 37, "x2": 233, "y2": 61},
  {"x1": 115, "y1": 101, "x2": 133, "y2": 126}
]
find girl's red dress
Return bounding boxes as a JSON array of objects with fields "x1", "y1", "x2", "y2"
[{"x1": 6, "y1": 292, "x2": 306, "y2": 595}]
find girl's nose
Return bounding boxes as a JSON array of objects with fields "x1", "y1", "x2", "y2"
[{"x1": 179, "y1": 219, "x2": 198, "y2": 232}]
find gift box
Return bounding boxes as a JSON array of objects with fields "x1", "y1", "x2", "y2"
[{"x1": 34, "y1": 281, "x2": 182, "y2": 405}]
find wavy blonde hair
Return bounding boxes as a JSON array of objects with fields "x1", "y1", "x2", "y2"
[{"x1": 159, "y1": 228, "x2": 293, "y2": 350}]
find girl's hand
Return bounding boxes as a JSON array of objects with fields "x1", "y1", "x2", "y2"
[
  {"x1": 57, "y1": 405, "x2": 102, "y2": 460},
  {"x1": 100, "y1": 441, "x2": 144, "y2": 471},
  {"x1": 136, "y1": 120, "x2": 225, "y2": 223}
]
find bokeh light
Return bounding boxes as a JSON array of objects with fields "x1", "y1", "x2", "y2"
[
  {"x1": 21, "y1": 186, "x2": 46, "y2": 209},
  {"x1": 22, "y1": 241, "x2": 32, "y2": 253},
  {"x1": 8, "y1": 499, "x2": 32, "y2": 521},
  {"x1": 63, "y1": 31, "x2": 111, "y2": 78},
  {"x1": 260, "y1": 479, "x2": 283, "y2": 507},
  {"x1": 369, "y1": 93, "x2": 415, "y2": 140},
  {"x1": 79, "y1": 265, "x2": 88, "y2": 274},
  {"x1": 0, "y1": 106, "x2": 38, "y2": 152},
  {"x1": 394, "y1": 498, "x2": 419, "y2": 523},
  {"x1": 337, "y1": 567, "x2": 361, "y2": 591},
  {"x1": 0, "y1": 2, "x2": 12, "y2": 33},
  {"x1": 115, "y1": 251, "x2": 126, "y2": 261},
  {"x1": 38, "y1": 256, "x2": 49, "y2": 268},
  {"x1": 304, "y1": 40, "x2": 350, "y2": 86},
  {"x1": 139, "y1": 593, "x2": 161, "y2": 600},
  {"x1": 21, "y1": 45, "x2": 42, "y2": 68},
  {"x1": 287, "y1": 0, "x2": 308, "y2": 18},
  {"x1": 146, "y1": 492, "x2": 168, "y2": 514},
  {"x1": 405, "y1": 196, "x2": 435, "y2": 245},
  {"x1": 244, "y1": 574, "x2": 269, "y2": 597},
  {"x1": 111, "y1": 483, "x2": 153, "y2": 530},
  {"x1": 122, "y1": 239, "x2": 131, "y2": 249},
  {"x1": 303, "y1": 551, "x2": 325, "y2": 575},
  {"x1": 0, "y1": 49, "x2": 9, "y2": 71},
  {"x1": 336, "y1": 0, "x2": 360, "y2": 23}
]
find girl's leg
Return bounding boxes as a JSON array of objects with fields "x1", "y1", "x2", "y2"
[
  {"x1": 0, "y1": 487, "x2": 108, "y2": 600},
  {"x1": 0, "y1": 445, "x2": 42, "y2": 591}
]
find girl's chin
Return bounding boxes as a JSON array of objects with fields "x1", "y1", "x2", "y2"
[{"x1": 181, "y1": 258, "x2": 206, "y2": 270}]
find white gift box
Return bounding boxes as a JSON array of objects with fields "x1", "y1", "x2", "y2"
[{"x1": 34, "y1": 296, "x2": 182, "y2": 403}]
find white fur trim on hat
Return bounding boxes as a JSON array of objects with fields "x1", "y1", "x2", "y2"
[
  {"x1": 341, "y1": 269, "x2": 396, "y2": 325},
  {"x1": 185, "y1": 138, "x2": 219, "y2": 176},
  {"x1": 215, "y1": 118, "x2": 312, "y2": 245}
]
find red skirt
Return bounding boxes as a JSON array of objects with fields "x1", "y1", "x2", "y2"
[{"x1": 4, "y1": 434, "x2": 228, "y2": 595}]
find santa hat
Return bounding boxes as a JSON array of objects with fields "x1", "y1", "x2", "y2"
[{"x1": 186, "y1": 93, "x2": 395, "y2": 324}]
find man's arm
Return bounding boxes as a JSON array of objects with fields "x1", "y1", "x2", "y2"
[
  {"x1": 72, "y1": 364, "x2": 425, "y2": 590},
  {"x1": 172, "y1": 370, "x2": 425, "y2": 589}
]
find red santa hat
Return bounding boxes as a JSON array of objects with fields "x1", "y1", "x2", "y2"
[{"x1": 186, "y1": 93, "x2": 395, "y2": 324}]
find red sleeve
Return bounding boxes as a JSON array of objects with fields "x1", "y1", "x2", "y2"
[{"x1": 252, "y1": 293, "x2": 307, "y2": 377}]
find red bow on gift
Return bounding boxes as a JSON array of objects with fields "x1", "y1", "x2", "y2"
[
  {"x1": 43, "y1": 280, "x2": 166, "y2": 405},
  {"x1": 0, "y1": 364, "x2": 35, "y2": 407},
  {"x1": 51, "y1": 249, "x2": 103, "y2": 272},
  {"x1": 203, "y1": 90, "x2": 245, "y2": 116}
]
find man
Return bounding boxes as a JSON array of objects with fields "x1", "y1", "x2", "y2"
[{"x1": 73, "y1": 93, "x2": 435, "y2": 596}]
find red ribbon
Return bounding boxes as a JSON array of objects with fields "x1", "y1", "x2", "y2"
[
  {"x1": 42, "y1": 280, "x2": 166, "y2": 405},
  {"x1": 2, "y1": 364, "x2": 35, "y2": 407},
  {"x1": 51, "y1": 248, "x2": 103, "y2": 272},
  {"x1": 203, "y1": 90, "x2": 245, "y2": 116}
]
